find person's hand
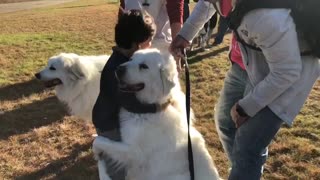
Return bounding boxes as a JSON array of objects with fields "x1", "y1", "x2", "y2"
[
  {"x1": 169, "y1": 35, "x2": 190, "y2": 71},
  {"x1": 230, "y1": 103, "x2": 250, "y2": 128},
  {"x1": 170, "y1": 35, "x2": 189, "y2": 57}
]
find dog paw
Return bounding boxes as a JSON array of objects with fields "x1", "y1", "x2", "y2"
[
  {"x1": 92, "y1": 136, "x2": 111, "y2": 158},
  {"x1": 95, "y1": 136, "x2": 112, "y2": 144},
  {"x1": 92, "y1": 145, "x2": 102, "y2": 160}
]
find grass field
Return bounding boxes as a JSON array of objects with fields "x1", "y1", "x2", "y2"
[
  {"x1": 0, "y1": 0, "x2": 319, "y2": 179},
  {"x1": 0, "y1": 0, "x2": 40, "y2": 4}
]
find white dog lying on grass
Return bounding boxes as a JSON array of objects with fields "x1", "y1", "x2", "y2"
[
  {"x1": 92, "y1": 49, "x2": 220, "y2": 180},
  {"x1": 35, "y1": 53, "x2": 109, "y2": 122}
]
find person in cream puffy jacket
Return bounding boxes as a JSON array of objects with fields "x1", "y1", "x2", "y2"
[{"x1": 170, "y1": 0, "x2": 320, "y2": 179}]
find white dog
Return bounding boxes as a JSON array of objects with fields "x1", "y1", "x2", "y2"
[
  {"x1": 35, "y1": 53, "x2": 109, "y2": 122},
  {"x1": 92, "y1": 49, "x2": 220, "y2": 180}
]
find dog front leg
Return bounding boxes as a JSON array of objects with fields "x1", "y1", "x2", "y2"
[
  {"x1": 93, "y1": 136, "x2": 141, "y2": 165},
  {"x1": 97, "y1": 159, "x2": 112, "y2": 180}
]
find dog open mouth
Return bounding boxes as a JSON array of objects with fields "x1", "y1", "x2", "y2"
[
  {"x1": 44, "y1": 78, "x2": 63, "y2": 88},
  {"x1": 119, "y1": 82, "x2": 145, "y2": 92}
]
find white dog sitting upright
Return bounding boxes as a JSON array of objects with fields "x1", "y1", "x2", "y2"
[
  {"x1": 92, "y1": 49, "x2": 220, "y2": 180},
  {"x1": 35, "y1": 53, "x2": 109, "y2": 122}
]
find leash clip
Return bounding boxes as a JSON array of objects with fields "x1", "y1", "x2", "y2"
[{"x1": 180, "y1": 48, "x2": 188, "y2": 70}]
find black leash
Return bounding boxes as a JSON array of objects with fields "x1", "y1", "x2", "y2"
[{"x1": 182, "y1": 49, "x2": 195, "y2": 180}]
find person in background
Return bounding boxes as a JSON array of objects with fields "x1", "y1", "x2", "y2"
[
  {"x1": 170, "y1": 0, "x2": 320, "y2": 179},
  {"x1": 203, "y1": 12, "x2": 218, "y2": 47},
  {"x1": 212, "y1": 15, "x2": 229, "y2": 46},
  {"x1": 183, "y1": 0, "x2": 190, "y2": 22},
  {"x1": 192, "y1": 0, "x2": 228, "y2": 50},
  {"x1": 121, "y1": 0, "x2": 184, "y2": 51},
  {"x1": 192, "y1": 0, "x2": 218, "y2": 50},
  {"x1": 93, "y1": 9, "x2": 157, "y2": 180}
]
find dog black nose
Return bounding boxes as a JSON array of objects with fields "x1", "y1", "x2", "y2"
[
  {"x1": 116, "y1": 65, "x2": 126, "y2": 79},
  {"x1": 35, "y1": 73, "x2": 41, "y2": 79}
]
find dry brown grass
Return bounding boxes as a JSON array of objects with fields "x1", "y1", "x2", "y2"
[
  {"x1": 0, "y1": 0, "x2": 40, "y2": 4},
  {"x1": 0, "y1": 0, "x2": 319, "y2": 179}
]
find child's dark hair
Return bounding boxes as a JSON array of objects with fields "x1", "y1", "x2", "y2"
[{"x1": 115, "y1": 9, "x2": 156, "y2": 49}]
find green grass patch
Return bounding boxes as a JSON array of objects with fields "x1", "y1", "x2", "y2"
[{"x1": 0, "y1": 32, "x2": 111, "y2": 84}]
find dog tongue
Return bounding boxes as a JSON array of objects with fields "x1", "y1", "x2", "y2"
[
  {"x1": 44, "y1": 78, "x2": 62, "y2": 88},
  {"x1": 53, "y1": 79, "x2": 62, "y2": 85},
  {"x1": 119, "y1": 83, "x2": 144, "y2": 92}
]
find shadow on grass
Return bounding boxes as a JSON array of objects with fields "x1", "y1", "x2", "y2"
[
  {"x1": 106, "y1": 0, "x2": 120, "y2": 4},
  {"x1": 0, "y1": 78, "x2": 45, "y2": 102},
  {"x1": 15, "y1": 143, "x2": 98, "y2": 180},
  {"x1": 187, "y1": 48, "x2": 206, "y2": 57},
  {"x1": 187, "y1": 46, "x2": 229, "y2": 65},
  {"x1": 0, "y1": 96, "x2": 67, "y2": 140},
  {"x1": 57, "y1": 4, "x2": 97, "y2": 9}
]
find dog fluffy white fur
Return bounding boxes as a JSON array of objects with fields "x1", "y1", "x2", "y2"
[
  {"x1": 35, "y1": 53, "x2": 109, "y2": 122},
  {"x1": 92, "y1": 49, "x2": 220, "y2": 180}
]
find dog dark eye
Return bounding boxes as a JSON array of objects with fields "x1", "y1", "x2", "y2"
[
  {"x1": 139, "y1": 63, "x2": 148, "y2": 70},
  {"x1": 49, "y1": 66, "x2": 56, "y2": 71}
]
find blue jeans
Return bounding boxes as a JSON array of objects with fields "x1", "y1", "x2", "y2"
[{"x1": 215, "y1": 63, "x2": 283, "y2": 180}]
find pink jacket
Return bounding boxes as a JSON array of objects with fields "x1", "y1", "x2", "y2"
[
  {"x1": 230, "y1": 34, "x2": 245, "y2": 69},
  {"x1": 220, "y1": 0, "x2": 245, "y2": 70},
  {"x1": 179, "y1": 0, "x2": 245, "y2": 69}
]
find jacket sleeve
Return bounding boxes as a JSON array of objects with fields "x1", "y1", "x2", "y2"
[
  {"x1": 92, "y1": 91, "x2": 119, "y2": 132},
  {"x1": 178, "y1": 0, "x2": 216, "y2": 42},
  {"x1": 92, "y1": 64, "x2": 120, "y2": 132},
  {"x1": 118, "y1": 0, "x2": 125, "y2": 18},
  {"x1": 120, "y1": 0, "x2": 125, "y2": 8},
  {"x1": 166, "y1": 0, "x2": 184, "y2": 24},
  {"x1": 238, "y1": 10, "x2": 302, "y2": 117}
]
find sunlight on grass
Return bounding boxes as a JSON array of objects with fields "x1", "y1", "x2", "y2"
[{"x1": 0, "y1": 32, "x2": 109, "y2": 84}]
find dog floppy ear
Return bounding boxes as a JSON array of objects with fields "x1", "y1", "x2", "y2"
[
  {"x1": 64, "y1": 57, "x2": 87, "y2": 81},
  {"x1": 160, "y1": 67, "x2": 175, "y2": 96},
  {"x1": 160, "y1": 54, "x2": 177, "y2": 95}
]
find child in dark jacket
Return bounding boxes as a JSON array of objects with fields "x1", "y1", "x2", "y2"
[{"x1": 92, "y1": 10, "x2": 157, "y2": 179}]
